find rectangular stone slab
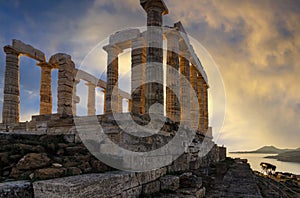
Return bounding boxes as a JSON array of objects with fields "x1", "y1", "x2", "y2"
[
  {"x1": 12, "y1": 39, "x2": 46, "y2": 62},
  {"x1": 33, "y1": 172, "x2": 140, "y2": 198}
]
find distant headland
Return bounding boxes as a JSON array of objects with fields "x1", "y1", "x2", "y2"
[{"x1": 230, "y1": 146, "x2": 300, "y2": 163}]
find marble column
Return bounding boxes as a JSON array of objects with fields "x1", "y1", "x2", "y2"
[
  {"x1": 86, "y1": 82, "x2": 96, "y2": 116},
  {"x1": 50, "y1": 53, "x2": 75, "y2": 116},
  {"x1": 179, "y1": 50, "x2": 191, "y2": 126},
  {"x1": 102, "y1": 89, "x2": 106, "y2": 114},
  {"x1": 72, "y1": 79, "x2": 80, "y2": 115},
  {"x1": 103, "y1": 45, "x2": 122, "y2": 114},
  {"x1": 190, "y1": 64, "x2": 198, "y2": 129},
  {"x1": 118, "y1": 95, "x2": 123, "y2": 113},
  {"x1": 197, "y1": 75, "x2": 204, "y2": 133},
  {"x1": 2, "y1": 46, "x2": 20, "y2": 124},
  {"x1": 141, "y1": 0, "x2": 168, "y2": 115},
  {"x1": 204, "y1": 82, "x2": 209, "y2": 134},
  {"x1": 128, "y1": 99, "x2": 132, "y2": 112},
  {"x1": 166, "y1": 30, "x2": 180, "y2": 122},
  {"x1": 37, "y1": 62, "x2": 52, "y2": 115},
  {"x1": 131, "y1": 37, "x2": 146, "y2": 115}
]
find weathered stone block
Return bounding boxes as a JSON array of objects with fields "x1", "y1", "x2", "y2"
[
  {"x1": 0, "y1": 181, "x2": 33, "y2": 198},
  {"x1": 160, "y1": 175, "x2": 179, "y2": 192},
  {"x1": 16, "y1": 153, "x2": 51, "y2": 170},
  {"x1": 12, "y1": 39, "x2": 46, "y2": 62},
  {"x1": 33, "y1": 171, "x2": 139, "y2": 198},
  {"x1": 142, "y1": 180, "x2": 160, "y2": 195},
  {"x1": 34, "y1": 168, "x2": 65, "y2": 180}
]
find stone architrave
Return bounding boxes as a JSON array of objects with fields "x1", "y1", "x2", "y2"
[
  {"x1": 190, "y1": 65, "x2": 198, "y2": 129},
  {"x1": 37, "y1": 62, "x2": 53, "y2": 115},
  {"x1": 141, "y1": 0, "x2": 168, "y2": 115},
  {"x1": 166, "y1": 29, "x2": 180, "y2": 122},
  {"x1": 2, "y1": 46, "x2": 20, "y2": 124},
  {"x1": 12, "y1": 39, "x2": 45, "y2": 62},
  {"x1": 131, "y1": 37, "x2": 146, "y2": 115},
  {"x1": 86, "y1": 82, "x2": 96, "y2": 116},
  {"x1": 103, "y1": 45, "x2": 122, "y2": 114},
  {"x1": 49, "y1": 53, "x2": 75, "y2": 116},
  {"x1": 179, "y1": 50, "x2": 191, "y2": 126}
]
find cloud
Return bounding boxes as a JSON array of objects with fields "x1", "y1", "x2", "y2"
[
  {"x1": 162, "y1": 0, "x2": 300, "y2": 150},
  {"x1": 1, "y1": 0, "x2": 299, "y2": 151}
]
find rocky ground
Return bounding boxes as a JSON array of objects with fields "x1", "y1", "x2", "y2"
[{"x1": 254, "y1": 171, "x2": 300, "y2": 197}]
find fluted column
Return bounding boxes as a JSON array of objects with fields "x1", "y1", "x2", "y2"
[
  {"x1": 131, "y1": 37, "x2": 146, "y2": 114},
  {"x1": 180, "y1": 50, "x2": 191, "y2": 126},
  {"x1": 141, "y1": 0, "x2": 168, "y2": 115},
  {"x1": 2, "y1": 46, "x2": 20, "y2": 124},
  {"x1": 102, "y1": 89, "x2": 106, "y2": 114},
  {"x1": 204, "y1": 82, "x2": 209, "y2": 134},
  {"x1": 128, "y1": 99, "x2": 132, "y2": 112},
  {"x1": 103, "y1": 45, "x2": 122, "y2": 114},
  {"x1": 166, "y1": 29, "x2": 180, "y2": 122},
  {"x1": 56, "y1": 55, "x2": 75, "y2": 115},
  {"x1": 118, "y1": 95, "x2": 123, "y2": 113},
  {"x1": 37, "y1": 62, "x2": 53, "y2": 115},
  {"x1": 190, "y1": 65, "x2": 198, "y2": 129},
  {"x1": 86, "y1": 82, "x2": 96, "y2": 116},
  {"x1": 72, "y1": 79, "x2": 80, "y2": 115},
  {"x1": 197, "y1": 75, "x2": 204, "y2": 133}
]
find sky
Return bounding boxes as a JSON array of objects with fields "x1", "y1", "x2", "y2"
[{"x1": 0, "y1": 0, "x2": 299, "y2": 151}]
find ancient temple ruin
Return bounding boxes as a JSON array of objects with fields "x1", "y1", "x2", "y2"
[
  {"x1": 1, "y1": 0, "x2": 209, "y2": 137},
  {"x1": 0, "y1": 1, "x2": 231, "y2": 197}
]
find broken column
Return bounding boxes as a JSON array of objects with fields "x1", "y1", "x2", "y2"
[
  {"x1": 37, "y1": 62, "x2": 53, "y2": 115},
  {"x1": 131, "y1": 37, "x2": 146, "y2": 115},
  {"x1": 2, "y1": 46, "x2": 20, "y2": 124},
  {"x1": 141, "y1": 0, "x2": 168, "y2": 115},
  {"x1": 190, "y1": 64, "x2": 198, "y2": 129},
  {"x1": 179, "y1": 49, "x2": 191, "y2": 126},
  {"x1": 166, "y1": 29, "x2": 180, "y2": 122},
  {"x1": 103, "y1": 45, "x2": 122, "y2": 114},
  {"x1": 86, "y1": 82, "x2": 96, "y2": 116},
  {"x1": 49, "y1": 53, "x2": 75, "y2": 116}
]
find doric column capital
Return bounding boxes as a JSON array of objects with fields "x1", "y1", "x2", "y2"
[
  {"x1": 4, "y1": 45, "x2": 19, "y2": 55},
  {"x1": 103, "y1": 44, "x2": 123, "y2": 56},
  {"x1": 85, "y1": 81, "x2": 97, "y2": 88},
  {"x1": 132, "y1": 37, "x2": 146, "y2": 49},
  {"x1": 74, "y1": 79, "x2": 80, "y2": 85},
  {"x1": 140, "y1": 0, "x2": 168, "y2": 15},
  {"x1": 37, "y1": 62, "x2": 54, "y2": 70}
]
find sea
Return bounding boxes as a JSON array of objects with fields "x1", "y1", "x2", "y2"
[{"x1": 228, "y1": 153, "x2": 300, "y2": 175}]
